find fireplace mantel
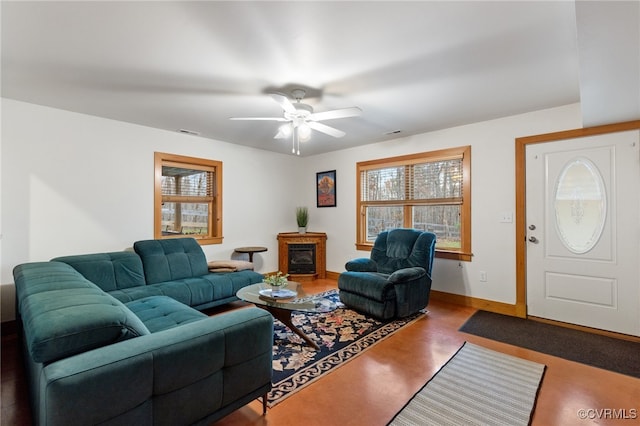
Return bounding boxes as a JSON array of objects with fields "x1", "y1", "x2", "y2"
[{"x1": 277, "y1": 232, "x2": 327, "y2": 281}]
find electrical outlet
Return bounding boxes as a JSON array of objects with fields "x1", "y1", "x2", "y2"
[{"x1": 479, "y1": 271, "x2": 487, "y2": 282}]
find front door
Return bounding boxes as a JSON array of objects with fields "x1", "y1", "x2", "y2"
[{"x1": 525, "y1": 130, "x2": 640, "y2": 336}]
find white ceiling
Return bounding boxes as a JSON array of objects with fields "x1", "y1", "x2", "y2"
[{"x1": 2, "y1": 1, "x2": 638, "y2": 157}]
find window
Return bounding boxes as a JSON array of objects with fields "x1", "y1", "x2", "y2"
[
  {"x1": 154, "y1": 152, "x2": 223, "y2": 244},
  {"x1": 356, "y1": 146, "x2": 471, "y2": 261}
]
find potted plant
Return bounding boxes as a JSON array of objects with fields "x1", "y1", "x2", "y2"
[
  {"x1": 296, "y1": 206, "x2": 309, "y2": 234},
  {"x1": 263, "y1": 271, "x2": 290, "y2": 295}
]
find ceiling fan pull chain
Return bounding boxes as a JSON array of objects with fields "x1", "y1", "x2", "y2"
[
  {"x1": 294, "y1": 127, "x2": 299, "y2": 155},
  {"x1": 292, "y1": 127, "x2": 296, "y2": 154}
]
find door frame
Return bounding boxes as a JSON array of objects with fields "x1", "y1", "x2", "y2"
[{"x1": 514, "y1": 120, "x2": 640, "y2": 319}]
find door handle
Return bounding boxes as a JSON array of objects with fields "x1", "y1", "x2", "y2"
[{"x1": 528, "y1": 236, "x2": 539, "y2": 243}]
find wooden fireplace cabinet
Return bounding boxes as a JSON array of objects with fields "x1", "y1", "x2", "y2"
[{"x1": 277, "y1": 232, "x2": 327, "y2": 281}]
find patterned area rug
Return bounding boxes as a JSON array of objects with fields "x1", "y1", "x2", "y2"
[
  {"x1": 268, "y1": 290, "x2": 425, "y2": 407},
  {"x1": 388, "y1": 342, "x2": 546, "y2": 426}
]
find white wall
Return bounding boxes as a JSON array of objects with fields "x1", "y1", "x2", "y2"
[
  {"x1": 0, "y1": 98, "x2": 582, "y2": 322},
  {"x1": 300, "y1": 103, "x2": 583, "y2": 304},
  {"x1": 0, "y1": 98, "x2": 302, "y2": 321}
]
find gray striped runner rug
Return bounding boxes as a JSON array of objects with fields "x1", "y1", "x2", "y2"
[{"x1": 388, "y1": 342, "x2": 546, "y2": 426}]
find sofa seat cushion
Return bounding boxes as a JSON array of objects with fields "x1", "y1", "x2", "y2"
[
  {"x1": 201, "y1": 270, "x2": 264, "y2": 299},
  {"x1": 107, "y1": 270, "x2": 264, "y2": 308},
  {"x1": 126, "y1": 296, "x2": 207, "y2": 333},
  {"x1": 20, "y1": 287, "x2": 150, "y2": 364},
  {"x1": 108, "y1": 285, "x2": 165, "y2": 304},
  {"x1": 108, "y1": 278, "x2": 213, "y2": 305}
]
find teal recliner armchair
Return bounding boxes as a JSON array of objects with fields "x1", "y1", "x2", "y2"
[{"x1": 338, "y1": 228, "x2": 436, "y2": 320}]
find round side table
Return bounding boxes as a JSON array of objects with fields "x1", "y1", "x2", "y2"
[{"x1": 234, "y1": 246, "x2": 268, "y2": 262}]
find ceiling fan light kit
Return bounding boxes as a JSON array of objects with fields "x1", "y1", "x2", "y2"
[
  {"x1": 230, "y1": 88, "x2": 361, "y2": 155},
  {"x1": 297, "y1": 123, "x2": 311, "y2": 141}
]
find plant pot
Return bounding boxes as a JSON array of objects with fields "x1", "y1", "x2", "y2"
[
  {"x1": 270, "y1": 283, "x2": 288, "y2": 296},
  {"x1": 298, "y1": 227, "x2": 307, "y2": 234}
]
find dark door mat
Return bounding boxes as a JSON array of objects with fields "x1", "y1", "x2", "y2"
[{"x1": 459, "y1": 310, "x2": 640, "y2": 378}]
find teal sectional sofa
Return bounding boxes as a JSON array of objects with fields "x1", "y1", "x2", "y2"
[{"x1": 13, "y1": 238, "x2": 273, "y2": 426}]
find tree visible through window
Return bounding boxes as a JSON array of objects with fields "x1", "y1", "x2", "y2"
[
  {"x1": 356, "y1": 146, "x2": 471, "y2": 261},
  {"x1": 154, "y1": 152, "x2": 223, "y2": 244}
]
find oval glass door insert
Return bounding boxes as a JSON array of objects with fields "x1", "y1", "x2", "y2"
[{"x1": 554, "y1": 157, "x2": 606, "y2": 254}]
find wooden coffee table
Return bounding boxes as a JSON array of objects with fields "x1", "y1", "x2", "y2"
[{"x1": 236, "y1": 282, "x2": 338, "y2": 350}]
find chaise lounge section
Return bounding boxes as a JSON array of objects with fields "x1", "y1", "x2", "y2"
[{"x1": 14, "y1": 237, "x2": 273, "y2": 425}]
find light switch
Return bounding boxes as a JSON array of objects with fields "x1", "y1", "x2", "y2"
[{"x1": 499, "y1": 211, "x2": 513, "y2": 223}]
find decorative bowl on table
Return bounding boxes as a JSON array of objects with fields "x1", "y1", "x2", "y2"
[
  {"x1": 258, "y1": 287, "x2": 297, "y2": 300},
  {"x1": 262, "y1": 271, "x2": 295, "y2": 299}
]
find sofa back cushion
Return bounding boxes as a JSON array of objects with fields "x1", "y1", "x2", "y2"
[
  {"x1": 13, "y1": 261, "x2": 95, "y2": 312},
  {"x1": 52, "y1": 252, "x2": 146, "y2": 292},
  {"x1": 133, "y1": 238, "x2": 208, "y2": 284},
  {"x1": 13, "y1": 262, "x2": 150, "y2": 364}
]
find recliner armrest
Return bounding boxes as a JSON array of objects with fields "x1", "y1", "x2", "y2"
[
  {"x1": 388, "y1": 266, "x2": 427, "y2": 283},
  {"x1": 345, "y1": 258, "x2": 378, "y2": 272}
]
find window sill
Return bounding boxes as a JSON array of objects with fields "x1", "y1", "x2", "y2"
[
  {"x1": 355, "y1": 243, "x2": 472, "y2": 262},
  {"x1": 195, "y1": 236, "x2": 223, "y2": 245},
  {"x1": 159, "y1": 235, "x2": 223, "y2": 245},
  {"x1": 435, "y1": 250, "x2": 473, "y2": 262}
]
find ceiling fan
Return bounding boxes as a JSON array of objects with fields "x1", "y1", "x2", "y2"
[{"x1": 230, "y1": 88, "x2": 362, "y2": 155}]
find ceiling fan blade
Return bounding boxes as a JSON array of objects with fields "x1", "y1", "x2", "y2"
[
  {"x1": 309, "y1": 106, "x2": 362, "y2": 122},
  {"x1": 229, "y1": 117, "x2": 287, "y2": 121},
  {"x1": 308, "y1": 121, "x2": 346, "y2": 138},
  {"x1": 270, "y1": 93, "x2": 297, "y2": 114}
]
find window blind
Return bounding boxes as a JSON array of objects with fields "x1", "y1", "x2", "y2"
[
  {"x1": 161, "y1": 166, "x2": 215, "y2": 198},
  {"x1": 361, "y1": 157, "x2": 462, "y2": 203}
]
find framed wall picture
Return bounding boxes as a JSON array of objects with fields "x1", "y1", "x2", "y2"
[{"x1": 316, "y1": 170, "x2": 337, "y2": 207}]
